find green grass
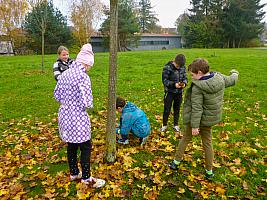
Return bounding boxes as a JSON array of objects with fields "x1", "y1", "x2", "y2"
[{"x1": 0, "y1": 48, "x2": 266, "y2": 199}]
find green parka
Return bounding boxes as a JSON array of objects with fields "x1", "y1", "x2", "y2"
[{"x1": 183, "y1": 71, "x2": 238, "y2": 128}]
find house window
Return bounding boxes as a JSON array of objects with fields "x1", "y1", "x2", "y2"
[
  {"x1": 91, "y1": 42, "x2": 103, "y2": 47},
  {"x1": 139, "y1": 40, "x2": 169, "y2": 46}
]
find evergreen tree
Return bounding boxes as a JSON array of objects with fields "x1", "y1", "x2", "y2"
[
  {"x1": 188, "y1": 0, "x2": 204, "y2": 22},
  {"x1": 138, "y1": 0, "x2": 159, "y2": 33},
  {"x1": 183, "y1": 0, "x2": 265, "y2": 48},
  {"x1": 222, "y1": 0, "x2": 265, "y2": 47},
  {"x1": 23, "y1": 1, "x2": 72, "y2": 54},
  {"x1": 100, "y1": 0, "x2": 140, "y2": 51}
]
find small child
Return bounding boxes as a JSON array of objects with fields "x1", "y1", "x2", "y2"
[
  {"x1": 53, "y1": 46, "x2": 73, "y2": 81},
  {"x1": 169, "y1": 58, "x2": 239, "y2": 180},
  {"x1": 54, "y1": 44, "x2": 105, "y2": 187},
  {"x1": 161, "y1": 54, "x2": 188, "y2": 133},
  {"x1": 116, "y1": 97, "x2": 150, "y2": 145}
]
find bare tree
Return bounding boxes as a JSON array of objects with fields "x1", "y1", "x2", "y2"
[
  {"x1": 71, "y1": 0, "x2": 104, "y2": 46},
  {"x1": 104, "y1": 0, "x2": 118, "y2": 163},
  {"x1": 27, "y1": 0, "x2": 48, "y2": 71}
]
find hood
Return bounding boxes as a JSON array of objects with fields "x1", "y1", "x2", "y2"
[
  {"x1": 123, "y1": 102, "x2": 138, "y2": 113},
  {"x1": 192, "y1": 72, "x2": 225, "y2": 93}
]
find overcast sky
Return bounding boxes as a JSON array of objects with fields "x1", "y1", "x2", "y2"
[{"x1": 54, "y1": 0, "x2": 267, "y2": 28}]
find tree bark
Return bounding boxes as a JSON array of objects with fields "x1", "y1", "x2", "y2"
[{"x1": 104, "y1": 0, "x2": 118, "y2": 163}]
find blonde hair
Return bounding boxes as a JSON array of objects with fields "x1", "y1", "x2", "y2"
[{"x1": 57, "y1": 46, "x2": 69, "y2": 55}]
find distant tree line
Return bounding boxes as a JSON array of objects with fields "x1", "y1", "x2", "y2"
[
  {"x1": 0, "y1": 0, "x2": 161, "y2": 54},
  {"x1": 176, "y1": 0, "x2": 266, "y2": 48},
  {"x1": 1, "y1": 0, "x2": 266, "y2": 56}
]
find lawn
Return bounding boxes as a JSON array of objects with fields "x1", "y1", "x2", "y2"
[{"x1": 0, "y1": 48, "x2": 266, "y2": 199}]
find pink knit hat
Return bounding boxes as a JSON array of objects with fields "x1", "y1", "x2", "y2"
[{"x1": 76, "y1": 43, "x2": 94, "y2": 67}]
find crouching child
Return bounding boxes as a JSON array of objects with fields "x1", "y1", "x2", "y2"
[{"x1": 116, "y1": 97, "x2": 151, "y2": 145}]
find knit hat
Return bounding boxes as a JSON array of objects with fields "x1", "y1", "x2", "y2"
[{"x1": 76, "y1": 43, "x2": 94, "y2": 67}]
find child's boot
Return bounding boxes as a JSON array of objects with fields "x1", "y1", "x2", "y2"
[
  {"x1": 81, "y1": 176, "x2": 106, "y2": 188},
  {"x1": 140, "y1": 136, "x2": 148, "y2": 145},
  {"x1": 118, "y1": 138, "x2": 129, "y2": 144},
  {"x1": 160, "y1": 125, "x2": 167, "y2": 132},
  {"x1": 169, "y1": 160, "x2": 180, "y2": 170},
  {"x1": 205, "y1": 169, "x2": 214, "y2": 180}
]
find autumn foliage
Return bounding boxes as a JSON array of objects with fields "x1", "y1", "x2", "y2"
[{"x1": 0, "y1": 108, "x2": 266, "y2": 199}]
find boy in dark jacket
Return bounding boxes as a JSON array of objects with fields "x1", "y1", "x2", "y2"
[
  {"x1": 161, "y1": 54, "x2": 188, "y2": 133},
  {"x1": 169, "y1": 58, "x2": 239, "y2": 179},
  {"x1": 116, "y1": 97, "x2": 150, "y2": 145}
]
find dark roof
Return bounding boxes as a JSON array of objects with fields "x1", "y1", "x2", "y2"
[
  {"x1": 91, "y1": 33, "x2": 181, "y2": 38},
  {"x1": 140, "y1": 33, "x2": 180, "y2": 37}
]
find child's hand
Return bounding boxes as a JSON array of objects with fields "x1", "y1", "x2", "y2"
[
  {"x1": 230, "y1": 69, "x2": 239, "y2": 75},
  {"x1": 175, "y1": 82, "x2": 185, "y2": 88},
  {"x1": 179, "y1": 82, "x2": 185, "y2": 88},
  {"x1": 192, "y1": 128, "x2": 199, "y2": 136}
]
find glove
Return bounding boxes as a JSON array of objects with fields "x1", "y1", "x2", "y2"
[{"x1": 230, "y1": 69, "x2": 239, "y2": 75}]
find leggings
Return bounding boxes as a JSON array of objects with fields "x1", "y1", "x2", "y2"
[{"x1": 67, "y1": 140, "x2": 91, "y2": 179}]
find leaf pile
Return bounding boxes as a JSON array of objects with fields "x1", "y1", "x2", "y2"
[{"x1": 0, "y1": 110, "x2": 266, "y2": 199}]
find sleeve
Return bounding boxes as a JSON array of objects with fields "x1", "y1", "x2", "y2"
[
  {"x1": 118, "y1": 113, "x2": 132, "y2": 135},
  {"x1": 222, "y1": 70, "x2": 239, "y2": 88},
  {"x1": 190, "y1": 86, "x2": 203, "y2": 128},
  {"x1": 162, "y1": 66, "x2": 175, "y2": 88},
  {"x1": 54, "y1": 83, "x2": 62, "y2": 103},
  {"x1": 182, "y1": 67, "x2": 188, "y2": 86},
  {"x1": 53, "y1": 62, "x2": 61, "y2": 81},
  {"x1": 79, "y1": 74, "x2": 93, "y2": 109}
]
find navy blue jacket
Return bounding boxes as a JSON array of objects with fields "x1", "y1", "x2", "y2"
[{"x1": 162, "y1": 61, "x2": 188, "y2": 93}]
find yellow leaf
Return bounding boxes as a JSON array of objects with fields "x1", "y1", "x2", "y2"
[
  {"x1": 201, "y1": 191, "x2": 209, "y2": 199},
  {"x1": 216, "y1": 186, "x2": 226, "y2": 195},
  {"x1": 213, "y1": 162, "x2": 221, "y2": 168},
  {"x1": 163, "y1": 145, "x2": 174, "y2": 152},
  {"x1": 178, "y1": 187, "x2": 185, "y2": 194},
  {"x1": 233, "y1": 158, "x2": 241, "y2": 165},
  {"x1": 6, "y1": 151, "x2": 12, "y2": 158},
  {"x1": 0, "y1": 189, "x2": 8, "y2": 196},
  {"x1": 243, "y1": 181, "x2": 249, "y2": 190}
]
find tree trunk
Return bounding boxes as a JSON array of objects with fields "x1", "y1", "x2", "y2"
[
  {"x1": 41, "y1": 30, "x2": 45, "y2": 72},
  {"x1": 238, "y1": 38, "x2": 241, "y2": 48},
  {"x1": 104, "y1": 0, "x2": 118, "y2": 163}
]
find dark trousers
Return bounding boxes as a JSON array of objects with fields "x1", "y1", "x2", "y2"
[
  {"x1": 163, "y1": 92, "x2": 183, "y2": 126},
  {"x1": 67, "y1": 140, "x2": 91, "y2": 180}
]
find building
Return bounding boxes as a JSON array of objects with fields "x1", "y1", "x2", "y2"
[
  {"x1": 0, "y1": 41, "x2": 14, "y2": 56},
  {"x1": 91, "y1": 34, "x2": 182, "y2": 52}
]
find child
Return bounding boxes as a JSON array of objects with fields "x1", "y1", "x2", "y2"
[
  {"x1": 116, "y1": 97, "x2": 150, "y2": 145},
  {"x1": 161, "y1": 54, "x2": 188, "y2": 132},
  {"x1": 53, "y1": 46, "x2": 73, "y2": 81},
  {"x1": 54, "y1": 44, "x2": 105, "y2": 188},
  {"x1": 169, "y1": 58, "x2": 239, "y2": 179}
]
